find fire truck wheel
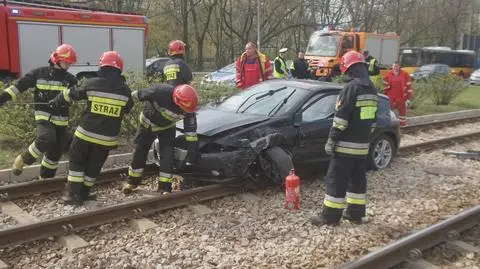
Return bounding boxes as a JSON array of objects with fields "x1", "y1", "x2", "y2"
[{"x1": 262, "y1": 146, "x2": 294, "y2": 184}]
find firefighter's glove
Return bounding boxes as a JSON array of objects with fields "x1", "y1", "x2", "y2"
[
  {"x1": 187, "y1": 141, "x2": 200, "y2": 164},
  {"x1": 325, "y1": 138, "x2": 336, "y2": 156}
]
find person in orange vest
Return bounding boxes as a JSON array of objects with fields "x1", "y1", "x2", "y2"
[
  {"x1": 383, "y1": 62, "x2": 413, "y2": 127},
  {"x1": 235, "y1": 42, "x2": 273, "y2": 89}
]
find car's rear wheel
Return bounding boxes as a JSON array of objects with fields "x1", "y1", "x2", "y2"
[
  {"x1": 260, "y1": 146, "x2": 294, "y2": 184},
  {"x1": 368, "y1": 134, "x2": 395, "y2": 170}
]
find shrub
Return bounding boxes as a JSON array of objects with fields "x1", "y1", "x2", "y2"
[
  {"x1": 0, "y1": 73, "x2": 237, "y2": 146},
  {"x1": 414, "y1": 75, "x2": 467, "y2": 105}
]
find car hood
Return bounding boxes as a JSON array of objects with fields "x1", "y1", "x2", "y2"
[
  {"x1": 205, "y1": 71, "x2": 235, "y2": 82},
  {"x1": 177, "y1": 108, "x2": 269, "y2": 137}
]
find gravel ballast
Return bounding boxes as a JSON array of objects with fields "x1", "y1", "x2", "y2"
[{"x1": 1, "y1": 139, "x2": 480, "y2": 268}]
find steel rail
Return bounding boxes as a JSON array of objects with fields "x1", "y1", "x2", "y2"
[
  {"x1": 402, "y1": 114, "x2": 480, "y2": 135},
  {"x1": 0, "y1": 184, "x2": 241, "y2": 249},
  {"x1": 339, "y1": 205, "x2": 480, "y2": 269}
]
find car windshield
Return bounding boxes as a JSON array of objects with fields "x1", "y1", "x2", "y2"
[
  {"x1": 216, "y1": 84, "x2": 309, "y2": 116},
  {"x1": 418, "y1": 65, "x2": 437, "y2": 72},
  {"x1": 306, "y1": 33, "x2": 339, "y2": 57}
]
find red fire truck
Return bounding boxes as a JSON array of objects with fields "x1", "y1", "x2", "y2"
[{"x1": 0, "y1": 0, "x2": 148, "y2": 81}]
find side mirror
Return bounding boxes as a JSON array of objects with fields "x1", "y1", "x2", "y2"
[{"x1": 293, "y1": 111, "x2": 302, "y2": 127}]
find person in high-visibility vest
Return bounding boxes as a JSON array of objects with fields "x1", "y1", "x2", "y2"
[
  {"x1": 364, "y1": 50, "x2": 383, "y2": 91},
  {"x1": 274, "y1": 48, "x2": 288, "y2": 79}
]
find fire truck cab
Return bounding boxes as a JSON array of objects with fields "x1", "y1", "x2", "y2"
[
  {"x1": 305, "y1": 27, "x2": 400, "y2": 80},
  {"x1": 0, "y1": 0, "x2": 148, "y2": 81}
]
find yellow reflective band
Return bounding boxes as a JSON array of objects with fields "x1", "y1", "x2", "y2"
[
  {"x1": 333, "y1": 121, "x2": 347, "y2": 131},
  {"x1": 41, "y1": 159, "x2": 58, "y2": 170},
  {"x1": 84, "y1": 181, "x2": 94, "y2": 187},
  {"x1": 324, "y1": 200, "x2": 346, "y2": 209},
  {"x1": 91, "y1": 101, "x2": 121, "y2": 118},
  {"x1": 50, "y1": 119, "x2": 68, "y2": 126},
  {"x1": 335, "y1": 146, "x2": 369, "y2": 155},
  {"x1": 63, "y1": 89, "x2": 71, "y2": 103},
  {"x1": 28, "y1": 143, "x2": 41, "y2": 159},
  {"x1": 5, "y1": 86, "x2": 18, "y2": 101},
  {"x1": 88, "y1": 96, "x2": 127, "y2": 106},
  {"x1": 152, "y1": 123, "x2": 176, "y2": 132},
  {"x1": 158, "y1": 176, "x2": 173, "y2": 183},
  {"x1": 74, "y1": 130, "x2": 118, "y2": 147},
  {"x1": 185, "y1": 135, "x2": 198, "y2": 142},
  {"x1": 360, "y1": 106, "x2": 377, "y2": 120},
  {"x1": 36, "y1": 84, "x2": 68, "y2": 91},
  {"x1": 128, "y1": 169, "x2": 142, "y2": 178},
  {"x1": 346, "y1": 197, "x2": 367, "y2": 205},
  {"x1": 356, "y1": 100, "x2": 378, "y2": 107},
  {"x1": 68, "y1": 175, "x2": 84, "y2": 183},
  {"x1": 160, "y1": 111, "x2": 177, "y2": 122}
]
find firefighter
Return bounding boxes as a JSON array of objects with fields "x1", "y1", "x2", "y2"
[
  {"x1": 364, "y1": 50, "x2": 383, "y2": 91},
  {"x1": 122, "y1": 84, "x2": 199, "y2": 194},
  {"x1": 310, "y1": 51, "x2": 378, "y2": 227},
  {"x1": 274, "y1": 48, "x2": 288, "y2": 79},
  {"x1": 49, "y1": 51, "x2": 133, "y2": 205},
  {"x1": 0, "y1": 44, "x2": 78, "y2": 178},
  {"x1": 383, "y1": 62, "x2": 413, "y2": 127},
  {"x1": 161, "y1": 40, "x2": 193, "y2": 86}
]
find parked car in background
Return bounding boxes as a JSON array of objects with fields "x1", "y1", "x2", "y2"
[
  {"x1": 469, "y1": 69, "x2": 480, "y2": 85},
  {"x1": 411, "y1": 64, "x2": 452, "y2": 80},
  {"x1": 152, "y1": 80, "x2": 400, "y2": 186},
  {"x1": 146, "y1": 57, "x2": 169, "y2": 78}
]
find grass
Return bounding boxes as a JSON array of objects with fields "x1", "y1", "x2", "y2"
[{"x1": 408, "y1": 85, "x2": 480, "y2": 116}]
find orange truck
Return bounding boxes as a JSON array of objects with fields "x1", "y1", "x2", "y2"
[{"x1": 304, "y1": 28, "x2": 400, "y2": 80}]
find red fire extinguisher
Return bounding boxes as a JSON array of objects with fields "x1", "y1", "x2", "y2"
[{"x1": 285, "y1": 169, "x2": 300, "y2": 210}]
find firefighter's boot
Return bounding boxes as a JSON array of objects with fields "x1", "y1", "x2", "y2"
[
  {"x1": 63, "y1": 181, "x2": 84, "y2": 205},
  {"x1": 122, "y1": 178, "x2": 141, "y2": 195},
  {"x1": 157, "y1": 180, "x2": 172, "y2": 194},
  {"x1": 80, "y1": 185, "x2": 97, "y2": 201},
  {"x1": 12, "y1": 155, "x2": 25, "y2": 176},
  {"x1": 310, "y1": 215, "x2": 340, "y2": 227},
  {"x1": 342, "y1": 211, "x2": 363, "y2": 225}
]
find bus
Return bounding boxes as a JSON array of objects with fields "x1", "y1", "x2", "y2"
[{"x1": 399, "y1": 47, "x2": 476, "y2": 78}]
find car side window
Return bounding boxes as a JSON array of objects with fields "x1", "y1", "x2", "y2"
[{"x1": 302, "y1": 94, "x2": 338, "y2": 122}]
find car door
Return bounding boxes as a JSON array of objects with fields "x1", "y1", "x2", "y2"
[{"x1": 293, "y1": 92, "x2": 338, "y2": 165}]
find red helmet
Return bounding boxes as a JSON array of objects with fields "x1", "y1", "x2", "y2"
[
  {"x1": 50, "y1": 44, "x2": 77, "y2": 65},
  {"x1": 339, "y1": 51, "x2": 365, "y2": 73},
  {"x1": 168, "y1": 40, "x2": 186, "y2": 56},
  {"x1": 99, "y1": 51, "x2": 124, "y2": 71},
  {"x1": 173, "y1": 84, "x2": 199, "y2": 113}
]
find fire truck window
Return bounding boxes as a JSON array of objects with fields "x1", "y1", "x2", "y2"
[{"x1": 341, "y1": 36, "x2": 354, "y2": 56}]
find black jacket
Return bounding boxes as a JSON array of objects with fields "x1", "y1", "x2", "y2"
[
  {"x1": 132, "y1": 84, "x2": 197, "y2": 142},
  {"x1": 161, "y1": 56, "x2": 193, "y2": 86},
  {"x1": 291, "y1": 58, "x2": 309, "y2": 79},
  {"x1": 329, "y1": 63, "x2": 378, "y2": 158},
  {"x1": 53, "y1": 67, "x2": 133, "y2": 148},
  {"x1": 0, "y1": 66, "x2": 77, "y2": 126}
]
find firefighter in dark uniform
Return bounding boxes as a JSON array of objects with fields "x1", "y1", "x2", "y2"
[
  {"x1": 49, "y1": 51, "x2": 134, "y2": 205},
  {"x1": 311, "y1": 51, "x2": 378, "y2": 226},
  {"x1": 122, "y1": 84, "x2": 199, "y2": 194},
  {"x1": 161, "y1": 40, "x2": 193, "y2": 86},
  {"x1": 0, "y1": 44, "x2": 78, "y2": 178}
]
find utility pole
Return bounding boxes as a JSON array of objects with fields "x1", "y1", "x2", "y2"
[{"x1": 257, "y1": 0, "x2": 261, "y2": 50}]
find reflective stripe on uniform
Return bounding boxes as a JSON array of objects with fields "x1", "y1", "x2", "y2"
[
  {"x1": 74, "y1": 126, "x2": 118, "y2": 146},
  {"x1": 87, "y1": 91, "x2": 129, "y2": 102},
  {"x1": 184, "y1": 132, "x2": 198, "y2": 142},
  {"x1": 323, "y1": 195, "x2": 346, "y2": 209},
  {"x1": 84, "y1": 176, "x2": 95, "y2": 187},
  {"x1": 36, "y1": 79, "x2": 68, "y2": 91},
  {"x1": 34, "y1": 111, "x2": 69, "y2": 126},
  {"x1": 333, "y1": 116, "x2": 349, "y2": 131},
  {"x1": 139, "y1": 112, "x2": 176, "y2": 132},
  {"x1": 5, "y1": 85, "x2": 19, "y2": 101},
  {"x1": 356, "y1": 100, "x2": 378, "y2": 107},
  {"x1": 63, "y1": 89, "x2": 71, "y2": 103},
  {"x1": 87, "y1": 95, "x2": 128, "y2": 106},
  {"x1": 28, "y1": 142, "x2": 41, "y2": 159},
  {"x1": 357, "y1": 94, "x2": 378, "y2": 101},
  {"x1": 41, "y1": 156, "x2": 58, "y2": 170},
  {"x1": 163, "y1": 64, "x2": 180, "y2": 72},
  {"x1": 346, "y1": 192, "x2": 367, "y2": 205},
  {"x1": 335, "y1": 141, "x2": 370, "y2": 155},
  {"x1": 158, "y1": 172, "x2": 173, "y2": 183},
  {"x1": 68, "y1": 170, "x2": 84, "y2": 183},
  {"x1": 128, "y1": 166, "x2": 144, "y2": 178},
  {"x1": 155, "y1": 105, "x2": 184, "y2": 122}
]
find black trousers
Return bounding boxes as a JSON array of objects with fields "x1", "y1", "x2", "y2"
[
  {"x1": 67, "y1": 136, "x2": 110, "y2": 187},
  {"x1": 322, "y1": 156, "x2": 368, "y2": 223},
  {"x1": 21, "y1": 121, "x2": 68, "y2": 179},
  {"x1": 128, "y1": 125, "x2": 175, "y2": 184}
]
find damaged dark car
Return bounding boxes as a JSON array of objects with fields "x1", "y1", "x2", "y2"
[{"x1": 153, "y1": 80, "x2": 401, "y2": 184}]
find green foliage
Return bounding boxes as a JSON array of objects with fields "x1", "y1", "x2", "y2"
[
  {"x1": 0, "y1": 73, "x2": 237, "y2": 146},
  {"x1": 413, "y1": 75, "x2": 468, "y2": 106}
]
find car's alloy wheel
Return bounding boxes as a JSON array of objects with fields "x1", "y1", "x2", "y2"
[{"x1": 369, "y1": 135, "x2": 395, "y2": 170}]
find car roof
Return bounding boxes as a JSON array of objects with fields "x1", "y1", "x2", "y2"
[
  {"x1": 261, "y1": 79, "x2": 344, "y2": 92},
  {"x1": 420, "y1": 63, "x2": 449, "y2": 68}
]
